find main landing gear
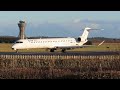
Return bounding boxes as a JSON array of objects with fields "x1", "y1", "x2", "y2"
[
  {"x1": 50, "y1": 49, "x2": 66, "y2": 53},
  {"x1": 50, "y1": 49, "x2": 55, "y2": 52},
  {"x1": 61, "y1": 49, "x2": 66, "y2": 53}
]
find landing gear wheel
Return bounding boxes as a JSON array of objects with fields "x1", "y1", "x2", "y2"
[
  {"x1": 16, "y1": 50, "x2": 18, "y2": 53},
  {"x1": 61, "y1": 49, "x2": 66, "y2": 53},
  {"x1": 50, "y1": 49, "x2": 54, "y2": 52}
]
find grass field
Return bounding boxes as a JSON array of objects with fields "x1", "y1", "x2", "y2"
[
  {"x1": 0, "y1": 56, "x2": 120, "y2": 79},
  {"x1": 0, "y1": 43, "x2": 120, "y2": 52},
  {"x1": 0, "y1": 43, "x2": 120, "y2": 79}
]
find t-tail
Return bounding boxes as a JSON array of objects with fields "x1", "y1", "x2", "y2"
[
  {"x1": 79, "y1": 27, "x2": 104, "y2": 44},
  {"x1": 80, "y1": 27, "x2": 91, "y2": 43}
]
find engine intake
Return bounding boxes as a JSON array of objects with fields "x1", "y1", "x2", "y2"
[{"x1": 77, "y1": 37, "x2": 81, "y2": 42}]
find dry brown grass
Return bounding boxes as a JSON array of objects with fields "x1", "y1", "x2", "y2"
[{"x1": 0, "y1": 56, "x2": 120, "y2": 79}]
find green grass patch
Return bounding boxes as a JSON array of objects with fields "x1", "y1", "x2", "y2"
[{"x1": 0, "y1": 43, "x2": 120, "y2": 52}]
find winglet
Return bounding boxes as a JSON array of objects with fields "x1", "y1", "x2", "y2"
[{"x1": 98, "y1": 40, "x2": 105, "y2": 46}]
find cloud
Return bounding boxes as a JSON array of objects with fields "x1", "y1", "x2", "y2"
[
  {"x1": 0, "y1": 19, "x2": 120, "y2": 38},
  {"x1": 89, "y1": 23, "x2": 100, "y2": 28},
  {"x1": 73, "y1": 19, "x2": 81, "y2": 23}
]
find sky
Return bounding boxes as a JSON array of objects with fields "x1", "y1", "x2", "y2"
[
  {"x1": 0, "y1": 11, "x2": 120, "y2": 23},
  {"x1": 0, "y1": 11, "x2": 120, "y2": 38}
]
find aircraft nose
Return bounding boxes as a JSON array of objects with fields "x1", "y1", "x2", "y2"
[{"x1": 12, "y1": 45, "x2": 16, "y2": 50}]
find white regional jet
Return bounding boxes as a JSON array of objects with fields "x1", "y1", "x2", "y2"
[{"x1": 12, "y1": 27, "x2": 104, "y2": 52}]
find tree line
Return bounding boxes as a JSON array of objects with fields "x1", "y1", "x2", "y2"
[
  {"x1": 88, "y1": 37, "x2": 120, "y2": 43},
  {"x1": 0, "y1": 36, "x2": 119, "y2": 44}
]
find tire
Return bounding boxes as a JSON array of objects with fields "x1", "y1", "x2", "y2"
[
  {"x1": 61, "y1": 49, "x2": 66, "y2": 52},
  {"x1": 50, "y1": 49, "x2": 54, "y2": 52}
]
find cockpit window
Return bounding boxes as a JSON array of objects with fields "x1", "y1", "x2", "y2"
[{"x1": 16, "y1": 41, "x2": 23, "y2": 43}]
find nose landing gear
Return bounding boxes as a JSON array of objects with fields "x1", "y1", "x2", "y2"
[{"x1": 16, "y1": 50, "x2": 18, "y2": 53}]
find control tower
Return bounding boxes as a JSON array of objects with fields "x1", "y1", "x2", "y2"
[{"x1": 18, "y1": 21, "x2": 26, "y2": 39}]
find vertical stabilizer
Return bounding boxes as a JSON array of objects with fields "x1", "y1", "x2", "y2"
[{"x1": 81, "y1": 27, "x2": 91, "y2": 42}]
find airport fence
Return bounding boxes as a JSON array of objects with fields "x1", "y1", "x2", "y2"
[
  {"x1": 0, "y1": 54, "x2": 120, "y2": 79},
  {"x1": 0, "y1": 54, "x2": 120, "y2": 60}
]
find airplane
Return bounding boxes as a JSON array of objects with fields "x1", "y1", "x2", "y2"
[{"x1": 12, "y1": 27, "x2": 104, "y2": 53}]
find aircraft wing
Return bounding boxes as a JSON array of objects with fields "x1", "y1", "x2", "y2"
[
  {"x1": 82, "y1": 40, "x2": 105, "y2": 47},
  {"x1": 54, "y1": 46, "x2": 81, "y2": 49},
  {"x1": 54, "y1": 40, "x2": 105, "y2": 49},
  {"x1": 53, "y1": 45, "x2": 95, "y2": 50}
]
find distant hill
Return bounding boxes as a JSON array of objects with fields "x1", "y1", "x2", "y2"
[
  {"x1": 0, "y1": 36, "x2": 119, "y2": 43},
  {"x1": 88, "y1": 37, "x2": 120, "y2": 43}
]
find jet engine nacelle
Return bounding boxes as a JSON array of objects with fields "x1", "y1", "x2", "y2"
[{"x1": 77, "y1": 37, "x2": 81, "y2": 42}]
